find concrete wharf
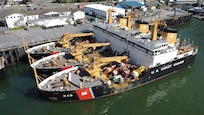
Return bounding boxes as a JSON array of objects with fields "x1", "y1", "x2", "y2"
[{"x1": 139, "y1": 9, "x2": 192, "y2": 26}]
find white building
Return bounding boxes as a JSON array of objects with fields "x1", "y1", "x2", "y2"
[
  {"x1": 177, "y1": 0, "x2": 197, "y2": 4},
  {"x1": 4, "y1": 10, "x2": 26, "y2": 28},
  {"x1": 7, "y1": 0, "x2": 23, "y2": 4},
  {"x1": 3, "y1": 8, "x2": 71, "y2": 29},
  {"x1": 28, "y1": 8, "x2": 71, "y2": 27},
  {"x1": 84, "y1": 4, "x2": 125, "y2": 20},
  {"x1": 73, "y1": 11, "x2": 85, "y2": 21},
  {"x1": 168, "y1": 0, "x2": 198, "y2": 4},
  {"x1": 118, "y1": 0, "x2": 145, "y2": 4}
]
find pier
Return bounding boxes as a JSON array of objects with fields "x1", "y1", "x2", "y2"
[{"x1": 140, "y1": 9, "x2": 192, "y2": 26}]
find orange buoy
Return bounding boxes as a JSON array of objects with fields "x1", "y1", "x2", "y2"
[{"x1": 104, "y1": 65, "x2": 116, "y2": 74}]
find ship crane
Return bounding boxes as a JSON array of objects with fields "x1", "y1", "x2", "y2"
[
  {"x1": 68, "y1": 42, "x2": 110, "y2": 61},
  {"x1": 108, "y1": 9, "x2": 132, "y2": 30},
  {"x1": 107, "y1": 0, "x2": 116, "y2": 24},
  {"x1": 57, "y1": 32, "x2": 94, "y2": 48},
  {"x1": 108, "y1": 9, "x2": 115, "y2": 24},
  {"x1": 150, "y1": 16, "x2": 167, "y2": 41},
  {"x1": 84, "y1": 56, "x2": 128, "y2": 79}
]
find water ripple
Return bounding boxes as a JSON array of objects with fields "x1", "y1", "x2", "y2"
[
  {"x1": 0, "y1": 90, "x2": 8, "y2": 100},
  {"x1": 146, "y1": 90, "x2": 167, "y2": 107},
  {"x1": 99, "y1": 102, "x2": 111, "y2": 115},
  {"x1": 146, "y1": 76, "x2": 187, "y2": 107}
]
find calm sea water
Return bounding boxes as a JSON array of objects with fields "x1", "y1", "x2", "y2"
[{"x1": 0, "y1": 18, "x2": 204, "y2": 115}]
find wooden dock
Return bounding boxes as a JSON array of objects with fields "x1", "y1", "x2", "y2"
[{"x1": 0, "y1": 22, "x2": 93, "y2": 66}]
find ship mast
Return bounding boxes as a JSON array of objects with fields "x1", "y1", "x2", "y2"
[
  {"x1": 125, "y1": 13, "x2": 132, "y2": 30},
  {"x1": 150, "y1": 11, "x2": 166, "y2": 41},
  {"x1": 108, "y1": 9, "x2": 114, "y2": 24},
  {"x1": 107, "y1": 0, "x2": 115, "y2": 24}
]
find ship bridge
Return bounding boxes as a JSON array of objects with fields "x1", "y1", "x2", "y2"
[{"x1": 93, "y1": 22, "x2": 178, "y2": 67}]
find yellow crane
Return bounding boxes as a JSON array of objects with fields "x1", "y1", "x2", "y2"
[
  {"x1": 108, "y1": 9, "x2": 115, "y2": 24},
  {"x1": 150, "y1": 11, "x2": 167, "y2": 41},
  {"x1": 84, "y1": 56, "x2": 128, "y2": 79},
  {"x1": 150, "y1": 19, "x2": 166, "y2": 41},
  {"x1": 57, "y1": 32, "x2": 94, "y2": 48},
  {"x1": 68, "y1": 42, "x2": 110, "y2": 61},
  {"x1": 131, "y1": 66, "x2": 146, "y2": 80}
]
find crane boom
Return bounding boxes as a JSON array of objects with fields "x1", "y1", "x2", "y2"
[
  {"x1": 150, "y1": 19, "x2": 166, "y2": 41},
  {"x1": 69, "y1": 42, "x2": 110, "y2": 61},
  {"x1": 58, "y1": 32, "x2": 94, "y2": 48},
  {"x1": 93, "y1": 56, "x2": 128, "y2": 64},
  {"x1": 63, "y1": 32, "x2": 94, "y2": 39},
  {"x1": 84, "y1": 56, "x2": 128, "y2": 78},
  {"x1": 75, "y1": 42, "x2": 110, "y2": 50}
]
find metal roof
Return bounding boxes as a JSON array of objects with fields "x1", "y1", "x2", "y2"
[
  {"x1": 2, "y1": 7, "x2": 71, "y2": 17},
  {"x1": 84, "y1": 4, "x2": 124, "y2": 11},
  {"x1": 115, "y1": 1, "x2": 144, "y2": 9}
]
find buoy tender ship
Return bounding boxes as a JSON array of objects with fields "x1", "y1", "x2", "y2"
[
  {"x1": 37, "y1": 54, "x2": 147, "y2": 101},
  {"x1": 28, "y1": 10, "x2": 198, "y2": 102}
]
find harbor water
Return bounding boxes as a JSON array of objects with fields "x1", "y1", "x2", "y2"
[{"x1": 0, "y1": 18, "x2": 204, "y2": 115}]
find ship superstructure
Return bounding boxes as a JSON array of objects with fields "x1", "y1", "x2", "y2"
[{"x1": 93, "y1": 11, "x2": 198, "y2": 70}]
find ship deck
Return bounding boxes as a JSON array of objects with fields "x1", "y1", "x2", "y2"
[
  {"x1": 93, "y1": 23, "x2": 168, "y2": 51},
  {"x1": 35, "y1": 51, "x2": 104, "y2": 69},
  {"x1": 39, "y1": 68, "x2": 103, "y2": 92}
]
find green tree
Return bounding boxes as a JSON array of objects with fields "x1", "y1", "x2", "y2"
[
  {"x1": 4, "y1": 0, "x2": 8, "y2": 5},
  {"x1": 21, "y1": 0, "x2": 27, "y2": 4},
  {"x1": 62, "y1": 0, "x2": 67, "y2": 3},
  {"x1": 56, "y1": 0, "x2": 61, "y2": 3}
]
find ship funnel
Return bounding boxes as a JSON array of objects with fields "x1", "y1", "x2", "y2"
[
  {"x1": 160, "y1": 27, "x2": 177, "y2": 44},
  {"x1": 135, "y1": 20, "x2": 149, "y2": 34},
  {"x1": 118, "y1": 15, "x2": 131, "y2": 30}
]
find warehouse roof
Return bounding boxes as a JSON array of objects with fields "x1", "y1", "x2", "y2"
[
  {"x1": 116, "y1": 1, "x2": 144, "y2": 9},
  {"x1": 3, "y1": 7, "x2": 71, "y2": 17},
  {"x1": 84, "y1": 4, "x2": 125, "y2": 11}
]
